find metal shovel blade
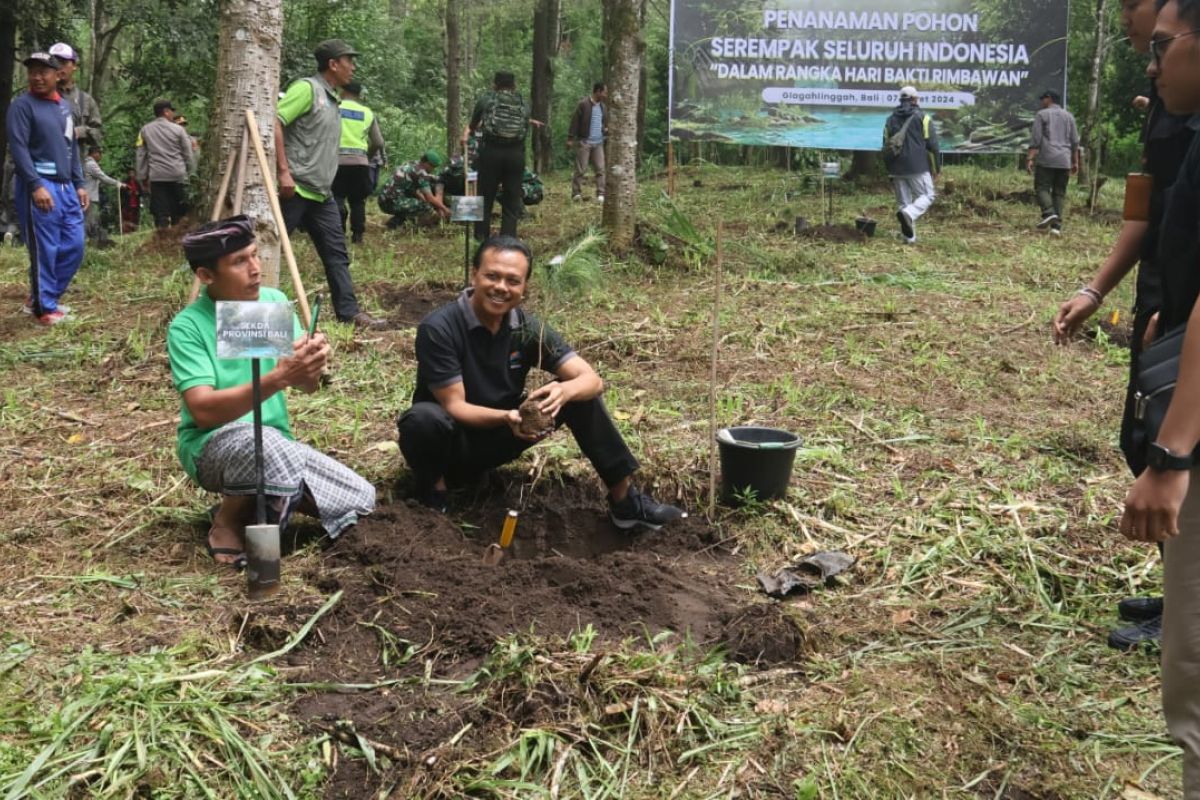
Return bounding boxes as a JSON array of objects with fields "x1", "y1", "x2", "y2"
[{"x1": 482, "y1": 543, "x2": 506, "y2": 566}]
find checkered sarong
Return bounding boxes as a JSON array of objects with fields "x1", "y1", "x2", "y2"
[{"x1": 195, "y1": 423, "x2": 374, "y2": 539}]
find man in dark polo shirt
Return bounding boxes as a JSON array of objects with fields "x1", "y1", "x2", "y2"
[
  {"x1": 1117, "y1": 0, "x2": 1200, "y2": 794},
  {"x1": 397, "y1": 235, "x2": 683, "y2": 530},
  {"x1": 1052, "y1": 0, "x2": 1196, "y2": 650}
]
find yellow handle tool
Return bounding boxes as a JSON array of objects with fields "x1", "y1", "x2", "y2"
[{"x1": 499, "y1": 510, "x2": 519, "y2": 548}]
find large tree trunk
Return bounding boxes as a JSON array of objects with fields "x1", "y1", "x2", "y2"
[
  {"x1": 601, "y1": 0, "x2": 644, "y2": 252},
  {"x1": 445, "y1": 0, "x2": 461, "y2": 157},
  {"x1": 530, "y1": 0, "x2": 559, "y2": 173},
  {"x1": 1080, "y1": 0, "x2": 1113, "y2": 184},
  {"x1": 205, "y1": 0, "x2": 283, "y2": 286}
]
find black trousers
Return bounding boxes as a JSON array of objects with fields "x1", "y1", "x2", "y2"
[
  {"x1": 397, "y1": 398, "x2": 639, "y2": 489},
  {"x1": 475, "y1": 141, "x2": 525, "y2": 240},
  {"x1": 332, "y1": 165, "x2": 373, "y2": 240},
  {"x1": 280, "y1": 194, "x2": 360, "y2": 321},
  {"x1": 149, "y1": 181, "x2": 188, "y2": 228}
]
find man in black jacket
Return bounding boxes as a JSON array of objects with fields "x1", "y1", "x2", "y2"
[{"x1": 882, "y1": 86, "x2": 940, "y2": 244}]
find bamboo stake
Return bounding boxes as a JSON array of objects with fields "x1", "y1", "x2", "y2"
[
  {"x1": 187, "y1": 139, "x2": 243, "y2": 303},
  {"x1": 708, "y1": 222, "x2": 723, "y2": 517},
  {"x1": 244, "y1": 108, "x2": 311, "y2": 324}
]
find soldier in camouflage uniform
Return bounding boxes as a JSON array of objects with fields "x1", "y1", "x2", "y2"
[{"x1": 378, "y1": 151, "x2": 450, "y2": 228}]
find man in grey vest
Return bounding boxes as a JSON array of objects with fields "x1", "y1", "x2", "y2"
[
  {"x1": 136, "y1": 99, "x2": 196, "y2": 228},
  {"x1": 1027, "y1": 90, "x2": 1080, "y2": 235},
  {"x1": 274, "y1": 39, "x2": 384, "y2": 330}
]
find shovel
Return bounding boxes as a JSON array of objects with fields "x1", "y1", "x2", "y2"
[{"x1": 482, "y1": 510, "x2": 519, "y2": 566}]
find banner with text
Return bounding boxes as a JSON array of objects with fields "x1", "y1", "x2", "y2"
[{"x1": 669, "y1": 0, "x2": 1069, "y2": 152}]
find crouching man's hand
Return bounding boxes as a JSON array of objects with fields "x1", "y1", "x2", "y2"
[
  {"x1": 274, "y1": 333, "x2": 329, "y2": 392},
  {"x1": 1120, "y1": 468, "x2": 1190, "y2": 543}
]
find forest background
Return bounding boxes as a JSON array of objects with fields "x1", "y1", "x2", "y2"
[{"x1": 0, "y1": 0, "x2": 1159, "y2": 187}]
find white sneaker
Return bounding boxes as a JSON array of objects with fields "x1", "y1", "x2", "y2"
[
  {"x1": 22, "y1": 300, "x2": 70, "y2": 316},
  {"x1": 1049, "y1": 228, "x2": 1062, "y2": 237},
  {"x1": 1037, "y1": 213, "x2": 1060, "y2": 229},
  {"x1": 572, "y1": 194, "x2": 583, "y2": 202},
  {"x1": 597, "y1": 195, "x2": 605, "y2": 203}
]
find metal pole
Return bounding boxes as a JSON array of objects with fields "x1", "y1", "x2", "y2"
[{"x1": 252, "y1": 359, "x2": 266, "y2": 526}]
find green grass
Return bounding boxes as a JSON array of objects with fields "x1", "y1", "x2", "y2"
[{"x1": 0, "y1": 163, "x2": 1180, "y2": 798}]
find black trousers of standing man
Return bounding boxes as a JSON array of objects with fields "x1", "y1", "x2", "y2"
[
  {"x1": 474, "y1": 140, "x2": 525, "y2": 241},
  {"x1": 279, "y1": 194, "x2": 362, "y2": 322},
  {"x1": 397, "y1": 397, "x2": 639, "y2": 490},
  {"x1": 332, "y1": 164, "x2": 373, "y2": 243}
]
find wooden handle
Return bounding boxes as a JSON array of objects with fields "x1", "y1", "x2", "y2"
[
  {"x1": 244, "y1": 108, "x2": 311, "y2": 324},
  {"x1": 187, "y1": 142, "x2": 241, "y2": 303}
]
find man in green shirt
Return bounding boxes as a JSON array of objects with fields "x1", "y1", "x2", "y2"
[
  {"x1": 168, "y1": 215, "x2": 375, "y2": 568},
  {"x1": 274, "y1": 39, "x2": 384, "y2": 329}
]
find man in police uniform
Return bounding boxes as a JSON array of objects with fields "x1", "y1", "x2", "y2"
[
  {"x1": 274, "y1": 39, "x2": 384, "y2": 329},
  {"x1": 333, "y1": 81, "x2": 385, "y2": 244},
  {"x1": 379, "y1": 151, "x2": 451, "y2": 228}
]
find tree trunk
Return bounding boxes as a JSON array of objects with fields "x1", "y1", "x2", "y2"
[
  {"x1": 0, "y1": 4, "x2": 16, "y2": 173},
  {"x1": 1081, "y1": 0, "x2": 1113, "y2": 184},
  {"x1": 845, "y1": 151, "x2": 880, "y2": 182},
  {"x1": 206, "y1": 0, "x2": 283, "y2": 286},
  {"x1": 601, "y1": 0, "x2": 644, "y2": 252},
  {"x1": 445, "y1": 0, "x2": 462, "y2": 158},
  {"x1": 530, "y1": 0, "x2": 559, "y2": 173}
]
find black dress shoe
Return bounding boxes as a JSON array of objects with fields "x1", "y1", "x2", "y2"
[
  {"x1": 1107, "y1": 615, "x2": 1162, "y2": 651},
  {"x1": 1117, "y1": 596, "x2": 1163, "y2": 622}
]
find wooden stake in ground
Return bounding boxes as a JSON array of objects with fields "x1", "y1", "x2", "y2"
[
  {"x1": 708, "y1": 222, "x2": 723, "y2": 517},
  {"x1": 244, "y1": 108, "x2": 311, "y2": 324},
  {"x1": 187, "y1": 138, "x2": 245, "y2": 302}
]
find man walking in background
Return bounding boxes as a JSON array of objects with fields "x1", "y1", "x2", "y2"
[
  {"x1": 83, "y1": 146, "x2": 122, "y2": 244},
  {"x1": 49, "y1": 43, "x2": 102, "y2": 160},
  {"x1": 882, "y1": 86, "x2": 940, "y2": 244},
  {"x1": 568, "y1": 82, "x2": 607, "y2": 203},
  {"x1": 333, "y1": 81, "x2": 386, "y2": 244},
  {"x1": 136, "y1": 99, "x2": 195, "y2": 228},
  {"x1": 7, "y1": 51, "x2": 87, "y2": 326},
  {"x1": 275, "y1": 39, "x2": 384, "y2": 329},
  {"x1": 1028, "y1": 90, "x2": 1080, "y2": 235}
]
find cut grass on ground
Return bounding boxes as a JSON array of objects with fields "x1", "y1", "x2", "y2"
[{"x1": 0, "y1": 164, "x2": 1177, "y2": 798}]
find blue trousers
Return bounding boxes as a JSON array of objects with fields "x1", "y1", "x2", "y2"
[{"x1": 15, "y1": 177, "x2": 85, "y2": 316}]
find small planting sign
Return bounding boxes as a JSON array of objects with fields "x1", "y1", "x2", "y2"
[
  {"x1": 451, "y1": 196, "x2": 485, "y2": 222},
  {"x1": 216, "y1": 301, "x2": 294, "y2": 360}
]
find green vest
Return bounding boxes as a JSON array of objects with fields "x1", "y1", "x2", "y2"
[
  {"x1": 339, "y1": 99, "x2": 374, "y2": 157},
  {"x1": 281, "y1": 75, "x2": 341, "y2": 199}
]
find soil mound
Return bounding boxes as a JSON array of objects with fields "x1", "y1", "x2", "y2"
[
  {"x1": 249, "y1": 478, "x2": 774, "y2": 795},
  {"x1": 368, "y1": 282, "x2": 460, "y2": 329}
]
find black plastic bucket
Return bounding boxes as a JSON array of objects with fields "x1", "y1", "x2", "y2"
[{"x1": 717, "y1": 427, "x2": 802, "y2": 502}]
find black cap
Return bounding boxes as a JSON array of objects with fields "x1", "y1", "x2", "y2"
[
  {"x1": 23, "y1": 52, "x2": 61, "y2": 69},
  {"x1": 1040, "y1": 89, "x2": 1061, "y2": 104},
  {"x1": 494, "y1": 71, "x2": 516, "y2": 89},
  {"x1": 154, "y1": 99, "x2": 174, "y2": 116},
  {"x1": 314, "y1": 39, "x2": 359, "y2": 65},
  {"x1": 343, "y1": 81, "x2": 363, "y2": 96}
]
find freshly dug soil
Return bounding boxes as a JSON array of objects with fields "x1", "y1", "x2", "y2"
[
  {"x1": 517, "y1": 396, "x2": 554, "y2": 437},
  {"x1": 243, "y1": 477, "x2": 801, "y2": 796},
  {"x1": 797, "y1": 223, "x2": 867, "y2": 243},
  {"x1": 368, "y1": 282, "x2": 461, "y2": 329}
]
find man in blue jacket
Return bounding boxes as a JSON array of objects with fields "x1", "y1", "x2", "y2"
[
  {"x1": 882, "y1": 86, "x2": 940, "y2": 244},
  {"x1": 6, "y1": 52, "x2": 87, "y2": 325}
]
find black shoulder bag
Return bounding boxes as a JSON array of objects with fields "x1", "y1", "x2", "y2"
[{"x1": 1132, "y1": 324, "x2": 1187, "y2": 455}]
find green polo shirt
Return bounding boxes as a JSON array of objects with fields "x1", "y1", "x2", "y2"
[
  {"x1": 277, "y1": 75, "x2": 342, "y2": 202},
  {"x1": 168, "y1": 287, "x2": 303, "y2": 482}
]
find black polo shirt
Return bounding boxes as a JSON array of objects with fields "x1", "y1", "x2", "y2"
[
  {"x1": 413, "y1": 289, "x2": 576, "y2": 409},
  {"x1": 1154, "y1": 115, "x2": 1200, "y2": 331},
  {"x1": 1137, "y1": 81, "x2": 1197, "y2": 316}
]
